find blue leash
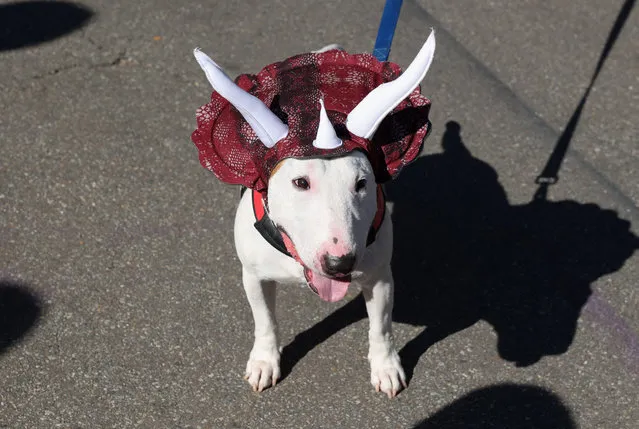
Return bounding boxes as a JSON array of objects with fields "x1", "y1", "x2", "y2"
[{"x1": 372, "y1": 0, "x2": 404, "y2": 61}]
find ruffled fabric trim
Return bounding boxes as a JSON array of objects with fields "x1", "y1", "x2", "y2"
[{"x1": 191, "y1": 49, "x2": 431, "y2": 191}]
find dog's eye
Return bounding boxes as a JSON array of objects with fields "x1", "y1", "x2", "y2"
[
  {"x1": 355, "y1": 178, "x2": 367, "y2": 192},
  {"x1": 292, "y1": 177, "x2": 310, "y2": 190}
]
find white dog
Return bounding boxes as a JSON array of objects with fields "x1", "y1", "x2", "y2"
[{"x1": 192, "y1": 32, "x2": 435, "y2": 398}]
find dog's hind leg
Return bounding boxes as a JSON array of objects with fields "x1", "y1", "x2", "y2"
[
  {"x1": 242, "y1": 269, "x2": 281, "y2": 392},
  {"x1": 361, "y1": 267, "x2": 406, "y2": 398}
]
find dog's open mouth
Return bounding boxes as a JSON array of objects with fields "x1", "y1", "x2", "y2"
[
  {"x1": 303, "y1": 268, "x2": 351, "y2": 302},
  {"x1": 279, "y1": 229, "x2": 351, "y2": 302}
]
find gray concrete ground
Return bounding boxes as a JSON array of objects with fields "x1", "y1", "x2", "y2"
[{"x1": 1, "y1": 0, "x2": 638, "y2": 427}]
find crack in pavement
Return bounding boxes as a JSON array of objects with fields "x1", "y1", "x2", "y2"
[{"x1": 31, "y1": 49, "x2": 129, "y2": 80}]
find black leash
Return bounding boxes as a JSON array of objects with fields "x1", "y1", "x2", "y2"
[{"x1": 534, "y1": 0, "x2": 636, "y2": 201}]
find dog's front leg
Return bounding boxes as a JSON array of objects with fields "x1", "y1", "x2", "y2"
[
  {"x1": 362, "y1": 267, "x2": 406, "y2": 398},
  {"x1": 242, "y1": 269, "x2": 280, "y2": 391}
]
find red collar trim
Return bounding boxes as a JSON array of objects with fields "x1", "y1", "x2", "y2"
[{"x1": 371, "y1": 184, "x2": 386, "y2": 238}]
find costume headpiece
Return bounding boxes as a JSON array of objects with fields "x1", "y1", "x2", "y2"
[{"x1": 192, "y1": 32, "x2": 435, "y2": 192}]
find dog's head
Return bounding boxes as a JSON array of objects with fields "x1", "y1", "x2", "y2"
[
  {"x1": 192, "y1": 32, "x2": 436, "y2": 301},
  {"x1": 267, "y1": 151, "x2": 376, "y2": 300}
]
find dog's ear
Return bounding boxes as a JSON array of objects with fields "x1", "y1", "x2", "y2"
[{"x1": 269, "y1": 160, "x2": 286, "y2": 179}]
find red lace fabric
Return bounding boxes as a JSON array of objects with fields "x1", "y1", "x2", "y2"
[{"x1": 192, "y1": 49, "x2": 431, "y2": 192}]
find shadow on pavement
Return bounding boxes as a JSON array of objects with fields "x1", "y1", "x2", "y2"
[
  {"x1": 0, "y1": 1, "x2": 93, "y2": 51},
  {"x1": 280, "y1": 292, "x2": 367, "y2": 379},
  {"x1": 389, "y1": 122, "x2": 639, "y2": 379},
  {"x1": 412, "y1": 383, "x2": 576, "y2": 429},
  {"x1": 533, "y1": 0, "x2": 635, "y2": 201},
  {"x1": 393, "y1": 0, "x2": 637, "y2": 379},
  {"x1": 280, "y1": 0, "x2": 638, "y2": 384},
  {"x1": 0, "y1": 281, "x2": 43, "y2": 354},
  {"x1": 281, "y1": 122, "x2": 638, "y2": 381}
]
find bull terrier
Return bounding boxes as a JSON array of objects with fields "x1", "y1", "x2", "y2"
[{"x1": 191, "y1": 31, "x2": 435, "y2": 397}]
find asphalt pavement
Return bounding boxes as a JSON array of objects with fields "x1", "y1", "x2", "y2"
[{"x1": 1, "y1": 0, "x2": 638, "y2": 428}]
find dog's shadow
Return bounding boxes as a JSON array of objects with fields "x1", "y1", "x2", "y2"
[{"x1": 280, "y1": 121, "x2": 639, "y2": 381}]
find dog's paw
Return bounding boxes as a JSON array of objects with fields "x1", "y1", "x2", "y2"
[
  {"x1": 369, "y1": 352, "x2": 406, "y2": 398},
  {"x1": 244, "y1": 347, "x2": 281, "y2": 392}
]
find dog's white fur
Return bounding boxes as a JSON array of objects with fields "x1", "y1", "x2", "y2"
[
  {"x1": 195, "y1": 32, "x2": 435, "y2": 398},
  {"x1": 235, "y1": 151, "x2": 405, "y2": 397}
]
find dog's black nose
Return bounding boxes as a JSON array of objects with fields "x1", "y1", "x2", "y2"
[{"x1": 322, "y1": 252, "x2": 356, "y2": 276}]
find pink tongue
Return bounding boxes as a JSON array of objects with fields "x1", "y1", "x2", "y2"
[
  {"x1": 309, "y1": 270, "x2": 351, "y2": 302},
  {"x1": 280, "y1": 232, "x2": 351, "y2": 302}
]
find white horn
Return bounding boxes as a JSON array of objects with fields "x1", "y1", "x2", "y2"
[
  {"x1": 346, "y1": 30, "x2": 436, "y2": 139},
  {"x1": 313, "y1": 99, "x2": 343, "y2": 149},
  {"x1": 193, "y1": 48, "x2": 288, "y2": 148}
]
